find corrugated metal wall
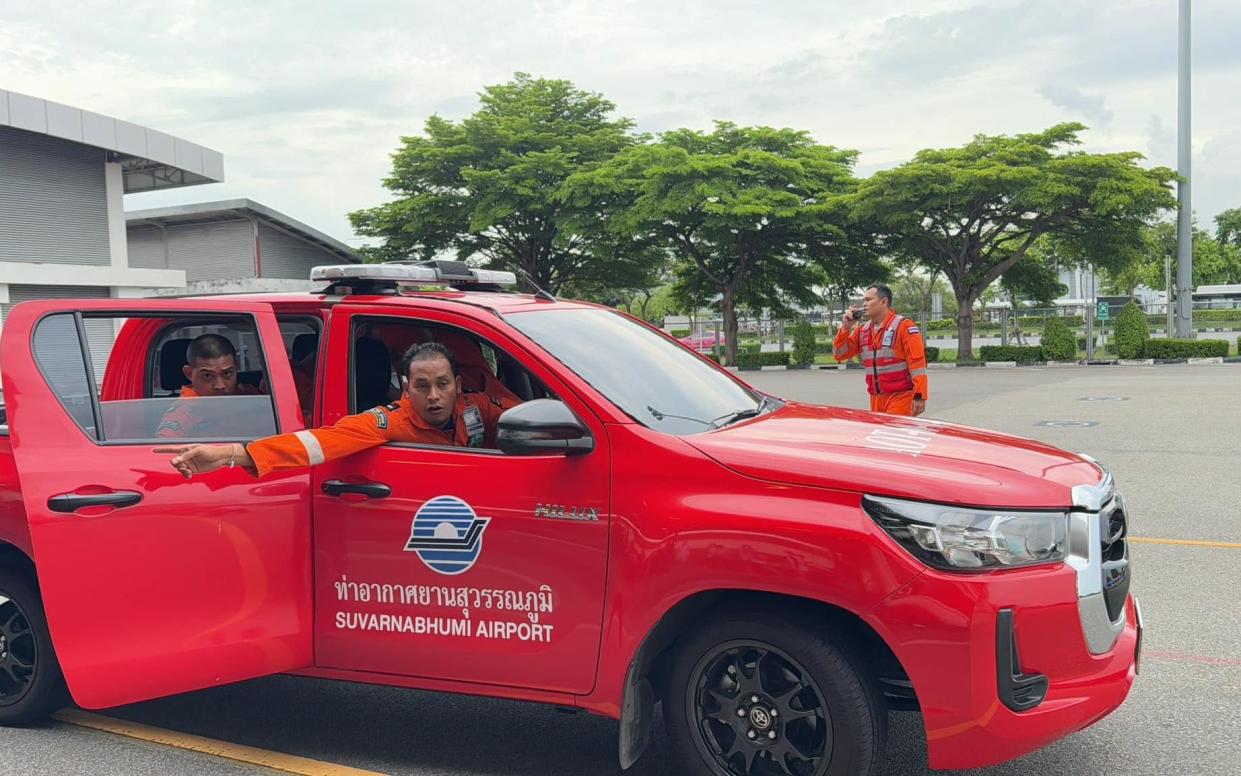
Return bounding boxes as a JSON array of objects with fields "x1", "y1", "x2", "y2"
[
  {"x1": 0, "y1": 126, "x2": 110, "y2": 265},
  {"x1": 2, "y1": 285, "x2": 113, "y2": 383},
  {"x1": 126, "y1": 226, "x2": 168, "y2": 269},
  {"x1": 161, "y1": 219, "x2": 254, "y2": 282},
  {"x1": 257, "y1": 222, "x2": 338, "y2": 279}
]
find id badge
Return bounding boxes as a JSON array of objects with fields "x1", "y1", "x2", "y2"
[{"x1": 464, "y1": 404, "x2": 485, "y2": 447}]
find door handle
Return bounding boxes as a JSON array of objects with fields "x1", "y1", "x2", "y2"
[
  {"x1": 322, "y1": 480, "x2": 391, "y2": 499},
  {"x1": 47, "y1": 491, "x2": 143, "y2": 514}
]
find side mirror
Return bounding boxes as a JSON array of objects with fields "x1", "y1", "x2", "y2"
[{"x1": 497, "y1": 399, "x2": 593, "y2": 456}]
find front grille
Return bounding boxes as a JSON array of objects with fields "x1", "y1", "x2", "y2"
[{"x1": 1100, "y1": 498, "x2": 1130, "y2": 621}]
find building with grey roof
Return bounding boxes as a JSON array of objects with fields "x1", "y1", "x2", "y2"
[
  {"x1": 0, "y1": 88, "x2": 222, "y2": 319},
  {"x1": 127, "y1": 199, "x2": 360, "y2": 297},
  {"x1": 1, "y1": 89, "x2": 358, "y2": 354}
]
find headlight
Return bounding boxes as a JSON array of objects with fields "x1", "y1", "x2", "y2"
[{"x1": 863, "y1": 495, "x2": 1068, "y2": 571}]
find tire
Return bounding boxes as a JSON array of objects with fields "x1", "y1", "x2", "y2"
[
  {"x1": 665, "y1": 607, "x2": 886, "y2": 776},
  {"x1": 0, "y1": 566, "x2": 68, "y2": 725}
]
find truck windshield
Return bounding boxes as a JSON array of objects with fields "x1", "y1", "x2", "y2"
[{"x1": 505, "y1": 308, "x2": 764, "y2": 435}]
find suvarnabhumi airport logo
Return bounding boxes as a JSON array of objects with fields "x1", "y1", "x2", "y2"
[{"x1": 404, "y1": 496, "x2": 491, "y2": 575}]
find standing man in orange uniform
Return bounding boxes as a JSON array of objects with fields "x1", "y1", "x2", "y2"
[{"x1": 833, "y1": 284, "x2": 929, "y2": 416}]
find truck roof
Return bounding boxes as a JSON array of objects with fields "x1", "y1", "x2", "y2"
[{"x1": 187, "y1": 288, "x2": 600, "y2": 315}]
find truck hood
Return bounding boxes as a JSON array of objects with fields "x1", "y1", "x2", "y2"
[{"x1": 687, "y1": 402, "x2": 1103, "y2": 508}]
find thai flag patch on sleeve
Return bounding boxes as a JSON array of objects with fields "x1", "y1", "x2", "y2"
[{"x1": 907, "y1": 325, "x2": 920, "y2": 334}]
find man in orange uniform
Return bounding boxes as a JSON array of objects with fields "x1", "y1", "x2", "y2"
[
  {"x1": 155, "y1": 334, "x2": 262, "y2": 438},
  {"x1": 833, "y1": 283, "x2": 929, "y2": 416},
  {"x1": 160, "y1": 342, "x2": 506, "y2": 479}
]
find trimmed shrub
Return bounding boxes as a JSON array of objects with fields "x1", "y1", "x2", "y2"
[
  {"x1": 1040, "y1": 317, "x2": 1076, "y2": 361},
  {"x1": 925, "y1": 346, "x2": 940, "y2": 363},
  {"x1": 926, "y1": 319, "x2": 956, "y2": 332},
  {"x1": 1076, "y1": 336, "x2": 1097, "y2": 350},
  {"x1": 980, "y1": 345, "x2": 1044, "y2": 363},
  {"x1": 1144, "y1": 338, "x2": 1229, "y2": 359},
  {"x1": 1114, "y1": 301, "x2": 1150, "y2": 359},
  {"x1": 734, "y1": 351, "x2": 791, "y2": 369},
  {"x1": 1149, "y1": 310, "x2": 1241, "y2": 323},
  {"x1": 669, "y1": 328, "x2": 690, "y2": 337},
  {"x1": 792, "y1": 319, "x2": 816, "y2": 367}
]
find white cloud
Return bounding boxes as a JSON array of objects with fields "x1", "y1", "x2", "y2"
[{"x1": 2, "y1": 0, "x2": 1238, "y2": 242}]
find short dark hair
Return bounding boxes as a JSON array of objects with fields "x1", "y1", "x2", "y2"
[
  {"x1": 402, "y1": 341, "x2": 458, "y2": 379},
  {"x1": 186, "y1": 334, "x2": 237, "y2": 366},
  {"x1": 867, "y1": 284, "x2": 894, "y2": 306}
]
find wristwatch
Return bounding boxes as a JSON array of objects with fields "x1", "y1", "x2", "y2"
[{"x1": 914, "y1": 393, "x2": 924, "y2": 401}]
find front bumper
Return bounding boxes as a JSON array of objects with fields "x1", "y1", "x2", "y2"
[{"x1": 866, "y1": 568, "x2": 1140, "y2": 770}]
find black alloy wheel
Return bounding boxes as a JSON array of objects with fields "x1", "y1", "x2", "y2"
[
  {"x1": 690, "y1": 641, "x2": 830, "y2": 776},
  {"x1": 665, "y1": 608, "x2": 886, "y2": 776},
  {"x1": 0, "y1": 592, "x2": 37, "y2": 706},
  {"x1": 0, "y1": 566, "x2": 68, "y2": 725}
]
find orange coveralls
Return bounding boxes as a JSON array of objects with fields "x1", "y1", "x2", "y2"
[
  {"x1": 833, "y1": 311, "x2": 929, "y2": 416},
  {"x1": 244, "y1": 393, "x2": 505, "y2": 479}
]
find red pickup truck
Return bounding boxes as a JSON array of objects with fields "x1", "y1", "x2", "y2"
[{"x1": 0, "y1": 262, "x2": 1141, "y2": 776}]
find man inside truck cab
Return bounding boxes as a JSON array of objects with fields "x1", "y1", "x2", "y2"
[
  {"x1": 155, "y1": 334, "x2": 262, "y2": 438},
  {"x1": 159, "y1": 341, "x2": 507, "y2": 478}
]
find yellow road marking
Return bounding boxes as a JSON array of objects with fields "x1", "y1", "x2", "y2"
[
  {"x1": 1130, "y1": 537, "x2": 1241, "y2": 550},
  {"x1": 53, "y1": 709, "x2": 386, "y2": 776}
]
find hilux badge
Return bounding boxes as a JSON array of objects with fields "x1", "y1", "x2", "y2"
[{"x1": 534, "y1": 503, "x2": 599, "y2": 521}]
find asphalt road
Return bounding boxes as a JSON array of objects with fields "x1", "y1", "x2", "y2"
[{"x1": 2, "y1": 364, "x2": 1238, "y2": 776}]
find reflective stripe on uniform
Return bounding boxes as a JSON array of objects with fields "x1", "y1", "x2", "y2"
[
  {"x1": 909, "y1": 367, "x2": 927, "y2": 377},
  {"x1": 860, "y1": 349, "x2": 876, "y2": 359},
  {"x1": 873, "y1": 361, "x2": 910, "y2": 374},
  {"x1": 294, "y1": 430, "x2": 326, "y2": 465}
]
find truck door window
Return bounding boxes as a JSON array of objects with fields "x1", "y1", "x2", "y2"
[
  {"x1": 348, "y1": 318, "x2": 550, "y2": 447},
  {"x1": 33, "y1": 312, "x2": 279, "y2": 444}
]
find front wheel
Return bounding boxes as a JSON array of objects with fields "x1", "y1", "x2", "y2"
[
  {"x1": 0, "y1": 567, "x2": 68, "y2": 725},
  {"x1": 665, "y1": 609, "x2": 886, "y2": 776}
]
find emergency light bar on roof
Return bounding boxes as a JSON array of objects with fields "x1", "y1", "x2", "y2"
[{"x1": 310, "y1": 260, "x2": 517, "y2": 293}]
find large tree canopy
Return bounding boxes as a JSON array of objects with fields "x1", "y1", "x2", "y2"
[
  {"x1": 563, "y1": 122, "x2": 862, "y2": 363},
  {"x1": 848, "y1": 123, "x2": 1177, "y2": 359},
  {"x1": 348, "y1": 73, "x2": 654, "y2": 294}
]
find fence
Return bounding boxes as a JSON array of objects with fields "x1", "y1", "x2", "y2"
[{"x1": 665, "y1": 301, "x2": 1241, "y2": 362}]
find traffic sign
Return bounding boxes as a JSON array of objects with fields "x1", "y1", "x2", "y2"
[{"x1": 1097, "y1": 301, "x2": 1110, "y2": 321}]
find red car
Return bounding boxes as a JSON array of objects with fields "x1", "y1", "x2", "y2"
[
  {"x1": 0, "y1": 262, "x2": 1140, "y2": 776},
  {"x1": 677, "y1": 330, "x2": 726, "y2": 352}
]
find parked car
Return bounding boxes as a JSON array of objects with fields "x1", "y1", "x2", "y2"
[
  {"x1": 0, "y1": 261, "x2": 1140, "y2": 776},
  {"x1": 677, "y1": 330, "x2": 726, "y2": 352}
]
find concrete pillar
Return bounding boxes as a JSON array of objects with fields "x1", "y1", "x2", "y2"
[{"x1": 104, "y1": 162, "x2": 129, "y2": 271}]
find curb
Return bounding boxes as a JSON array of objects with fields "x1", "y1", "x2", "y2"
[{"x1": 737, "y1": 359, "x2": 1240, "y2": 373}]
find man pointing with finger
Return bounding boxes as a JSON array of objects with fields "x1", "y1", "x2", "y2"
[
  {"x1": 833, "y1": 283, "x2": 929, "y2": 417},
  {"x1": 160, "y1": 342, "x2": 504, "y2": 479}
]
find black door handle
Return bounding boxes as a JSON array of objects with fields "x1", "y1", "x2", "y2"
[
  {"x1": 322, "y1": 480, "x2": 391, "y2": 499},
  {"x1": 48, "y1": 491, "x2": 143, "y2": 514}
]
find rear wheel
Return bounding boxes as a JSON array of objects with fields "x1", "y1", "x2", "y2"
[
  {"x1": 665, "y1": 608, "x2": 886, "y2": 776},
  {"x1": 0, "y1": 567, "x2": 67, "y2": 725}
]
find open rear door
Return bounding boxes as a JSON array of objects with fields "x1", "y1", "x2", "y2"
[{"x1": 0, "y1": 299, "x2": 312, "y2": 709}]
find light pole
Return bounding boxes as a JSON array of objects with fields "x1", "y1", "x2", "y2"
[{"x1": 1175, "y1": 0, "x2": 1194, "y2": 337}]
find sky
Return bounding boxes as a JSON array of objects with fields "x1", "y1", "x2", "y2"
[{"x1": 3, "y1": 0, "x2": 1239, "y2": 249}]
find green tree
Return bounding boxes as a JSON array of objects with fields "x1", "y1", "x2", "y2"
[
  {"x1": 1001, "y1": 241, "x2": 1067, "y2": 344},
  {"x1": 1141, "y1": 220, "x2": 1241, "y2": 288},
  {"x1": 348, "y1": 73, "x2": 652, "y2": 294},
  {"x1": 1216, "y1": 208, "x2": 1241, "y2": 248},
  {"x1": 565, "y1": 122, "x2": 860, "y2": 364},
  {"x1": 848, "y1": 123, "x2": 1177, "y2": 360}
]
